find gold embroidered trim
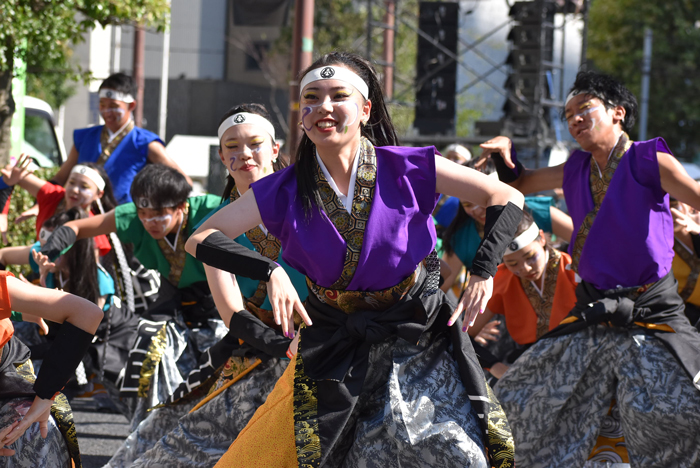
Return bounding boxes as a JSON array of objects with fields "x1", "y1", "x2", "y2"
[
  {"x1": 485, "y1": 382, "x2": 515, "y2": 467},
  {"x1": 293, "y1": 335, "x2": 321, "y2": 467},
  {"x1": 520, "y1": 248, "x2": 562, "y2": 339},
  {"x1": 138, "y1": 323, "x2": 168, "y2": 398},
  {"x1": 571, "y1": 133, "x2": 633, "y2": 272},
  {"x1": 314, "y1": 138, "x2": 377, "y2": 290},
  {"x1": 674, "y1": 238, "x2": 700, "y2": 301},
  {"x1": 98, "y1": 120, "x2": 135, "y2": 165},
  {"x1": 306, "y1": 268, "x2": 418, "y2": 314},
  {"x1": 187, "y1": 356, "x2": 262, "y2": 413},
  {"x1": 156, "y1": 203, "x2": 189, "y2": 286}
]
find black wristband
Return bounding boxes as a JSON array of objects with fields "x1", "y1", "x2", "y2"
[
  {"x1": 196, "y1": 231, "x2": 279, "y2": 282},
  {"x1": 470, "y1": 202, "x2": 523, "y2": 279},
  {"x1": 228, "y1": 309, "x2": 291, "y2": 358},
  {"x1": 33, "y1": 322, "x2": 94, "y2": 400},
  {"x1": 491, "y1": 151, "x2": 524, "y2": 184},
  {"x1": 0, "y1": 186, "x2": 13, "y2": 209}
]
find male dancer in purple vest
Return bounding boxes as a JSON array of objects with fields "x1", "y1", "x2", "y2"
[{"x1": 480, "y1": 70, "x2": 700, "y2": 466}]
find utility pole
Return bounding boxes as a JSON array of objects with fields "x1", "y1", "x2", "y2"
[
  {"x1": 287, "y1": 0, "x2": 315, "y2": 159},
  {"x1": 132, "y1": 26, "x2": 146, "y2": 127},
  {"x1": 382, "y1": 0, "x2": 395, "y2": 100},
  {"x1": 638, "y1": 27, "x2": 653, "y2": 141},
  {"x1": 158, "y1": 10, "x2": 171, "y2": 141}
]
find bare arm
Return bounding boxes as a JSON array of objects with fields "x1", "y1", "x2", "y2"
[
  {"x1": 0, "y1": 245, "x2": 33, "y2": 266},
  {"x1": 64, "y1": 210, "x2": 117, "y2": 240},
  {"x1": 549, "y1": 205, "x2": 573, "y2": 243},
  {"x1": 7, "y1": 276, "x2": 102, "y2": 333},
  {"x1": 147, "y1": 142, "x2": 193, "y2": 186},
  {"x1": 659, "y1": 152, "x2": 700, "y2": 211},
  {"x1": 467, "y1": 307, "x2": 496, "y2": 338},
  {"x1": 51, "y1": 146, "x2": 79, "y2": 187},
  {"x1": 0, "y1": 153, "x2": 47, "y2": 198},
  {"x1": 204, "y1": 264, "x2": 245, "y2": 328},
  {"x1": 478, "y1": 136, "x2": 565, "y2": 194}
]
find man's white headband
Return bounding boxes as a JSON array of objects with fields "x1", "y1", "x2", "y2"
[
  {"x1": 505, "y1": 222, "x2": 540, "y2": 255},
  {"x1": 299, "y1": 66, "x2": 369, "y2": 100},
  {"x1": 565, "y1": 90, "x2": 580, "y2": 106},
  {"x1": 71, "y1": 165, "x2": 105, "y2": 191},
  {"x1": 99, "y1": 88, "x2": 135, "y2": 103},
  {"x1": 217, "y1": 113, "x2": 276, "y2": 142}
]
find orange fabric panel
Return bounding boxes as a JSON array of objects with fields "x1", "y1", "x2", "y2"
[
  {"x1": 0, "y1": 271, "x2": 15, "y2": 349},
  {"x1": 215, "y1": 356, "x2": 298, "y2": 468},
  {"x1": 488, "y1": 252, "x2": 578, "y2": 345}
]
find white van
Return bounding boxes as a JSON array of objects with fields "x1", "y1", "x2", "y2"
[{"x1": 21, "y1": 96, "x2": 67, "y2": 167}]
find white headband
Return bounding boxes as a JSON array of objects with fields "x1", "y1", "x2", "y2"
[
  {"x1": 135, "y1": 197, "x2": 180, "y2": 210},
  {"x1": 565, "y1": 90, "x2": 580, "y2": 106},
  {"x1": 505, "y1": 222, "x2": 541, "y2": 255},
  {"x1": 299, "y1": 66, "x2": 369, "y2": 100},
  {"x1": 71, "y1": 165, "x2": 106, "y2": 191},
  {"x1": 217, "y1": 113, "x2": 276, "y2": 142},
  {"x1": 99, "y1": 88, "x2": 135, "y2": 103}
]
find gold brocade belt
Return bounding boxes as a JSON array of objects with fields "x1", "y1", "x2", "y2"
[{"x1": 307, "y1": 266, "x2": 420, "y2": 314}]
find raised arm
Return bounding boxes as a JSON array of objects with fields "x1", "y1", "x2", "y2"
[
  {"x1": 0, "y1": 154, "x2": 47, "y2": 198},
  {"x1": 550, "y1": 205, "x2": 573, "y2": 243},
  {"x1": 147, "y1": 142, "x2": 193, "y2": 186},
  {"x1": 39, "y1": 210, "x2": 116, "y2": 261},
  {"x1": 478, "y1": 136, "x2": 565, "y2": 194},
  {"x1": 659, "y1": 152, "x2": 700, "y2": 211},
  {"x1": 50, "y1": 146, "x2": 80, "y2": 187}
]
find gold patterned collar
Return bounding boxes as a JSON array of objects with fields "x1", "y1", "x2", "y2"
[
  {"x1": 313, "y1": 137, "x2": 377, "y2": 290},
  {"x1": 520, "y1": 248, "x2": 562, "y2": 340},
  {"x1": 156, "y1": 203, "x2": 189, "y2": 286}
]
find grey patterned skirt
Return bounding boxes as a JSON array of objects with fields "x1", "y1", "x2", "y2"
[
  {"x1": 0, "y1": 397, "x2": 70, "y2": 468},
  {"x1": 105, "y1": 358, "x2": 288, "y2": 468},
  {"x1": 494, "y1": 325, "x2": 700, "y2": 467}
]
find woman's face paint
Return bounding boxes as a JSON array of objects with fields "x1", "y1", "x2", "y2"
[
  {"x1": 219, "y1": 125, "x2": 277, "y2": 187},
  {"x1": 299, "y1": 79, "x2": 367, "y2": 141},
  {"x1": 503, "y1": 237, "x2": 547, "y2": 282},
  {"x1": 65, "y1": 173, "x2": 100, "y2": 209}
]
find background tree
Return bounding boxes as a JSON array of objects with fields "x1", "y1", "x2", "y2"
[
  {"x1": 587, "y1": 0, "x2": 700, "y2": 159},
  {"x1": 0, "y1": 0, "x2": 170, "y2": 166}
]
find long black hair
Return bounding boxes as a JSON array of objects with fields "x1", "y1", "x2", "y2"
[
  {"x1": 295, "y1": 52, "x2": 399, "y2": 216},
  {"x1": 217, "y1": 103, "x2": 286, "y2": 201},
  {"x1": 42, "y1": 207, "x2": 100, "y2": 305}
]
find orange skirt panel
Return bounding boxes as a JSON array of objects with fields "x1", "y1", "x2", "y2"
[
  {"x1": 214, "y1": 355, "x2": 298, "y2": 468},
  {"x1": 0, "y1": 271, "x2": 15, "y2": 349}
]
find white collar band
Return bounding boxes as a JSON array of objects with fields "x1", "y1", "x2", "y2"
[
  {"x1": 505, "y1": 222, "x2": 540, "y2": 255},
  {"x1": 300, "y1": 66, "x2": 369, "y2": 100},
  {"x1": 71, "y1": 165, "x2": 106, "y2": 191},
  {"x1": 218, "y1": 112, "x2": 276, "y2": 142},
  {"x1": 99, "y1": 88, "x2": 135, "y2": 103}
]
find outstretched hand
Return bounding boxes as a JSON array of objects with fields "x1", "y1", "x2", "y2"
[
  {"x1": 266, "y1": 267, "x2": 312, "y2": 339},
  {"x1": 1, "y1": 396, "x2": 53, "y2": 448},
  {"x1": 0, "y1": 153, "x2": 33, "y2": 187},
  {"x1": 448, "y1": 273, "x2": 493, "y2": 332},
  {"x1": 31, "y1": 250, "x2": 57, "y2": 288},
  {"x1": 671, "y1": 207, "x2": 700, "y2": 235},
  {"x1": 476, "y1": 136, "x2": 514, "y2": 170},
  {"x1": 474, "y1": 319, "x2": 501, "y2": 346},
  {"x1": 14, "y1": 204, "x2": 39, "y2": 225}
]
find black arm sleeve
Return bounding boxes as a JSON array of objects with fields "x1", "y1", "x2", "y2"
[
  {"x1": 196, "y1": 231, "x2": 279, "y2": 282},
  {"x1": 33, "y1": 322, "x2": 94, "y2": 400},
  {"x1": 228, "y1": 310, "x2": 292, "y2": 358},
  {"x1": 40, "y1": 225, "x2": 77, "y2": 261},
  {"x1": 491, "y1": 151, "x2": 524, "y2": 184},
  {"x1": 470, "y1": 202, "x2": 524, "y2": 279}
]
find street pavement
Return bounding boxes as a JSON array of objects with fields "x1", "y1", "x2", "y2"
[{"x1": 71, "y1": 398, "x2": 130, "y2": 468}]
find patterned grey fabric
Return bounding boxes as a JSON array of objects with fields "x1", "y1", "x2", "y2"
[
  {"x1": 494, "y1": 325, "x2": 700, "y2": 467},
  {"x1": 0, "y1": 398, "x2": 70, "y2": 468},
  {"x1": 326, "y1": 333, "x2": 489, "y2": 468},
  {"x1": 105, "y1": 358, "x2": 288, "y2": 468}
]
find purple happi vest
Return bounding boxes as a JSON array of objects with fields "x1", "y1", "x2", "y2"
[{"x1": 564, "y1": 138, "x2": 674, "y2": 290}]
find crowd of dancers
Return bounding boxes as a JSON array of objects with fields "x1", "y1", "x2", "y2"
[{"x1": 0, "y1": 51, "x2": 698, "y2": 468}]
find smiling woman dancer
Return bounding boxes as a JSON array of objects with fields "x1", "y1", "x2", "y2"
[
  {"x1": 481, "y1": 70, "x2": 700, "y2": 467},
  {"x1": 186, "y1": 52, "x2": 523, "y2": 467}
]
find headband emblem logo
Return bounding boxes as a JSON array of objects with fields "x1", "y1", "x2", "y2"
[
  {"x1": 509, "y1": 241, "x2": 518, "y2": 251},
  {"x1": 139, "y1": 199, "x2": 149, "y2": 208},
  {"x1": 320, "y1": 67, "x2": 335, "y2": 79},
  {"x1": 105, "y1": 90, "x2": 114, "y2": 98},
  {"x1": 78, "y1": 167, "x2": 87, "y2": 174},
  {"x1": 233, "y1": 114, "x2": 245, "y2": 123}
]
